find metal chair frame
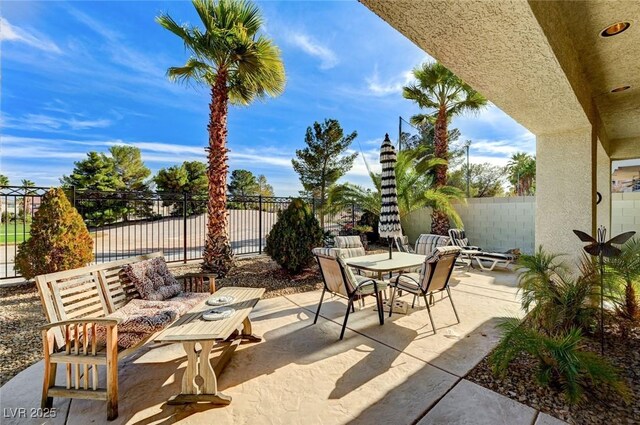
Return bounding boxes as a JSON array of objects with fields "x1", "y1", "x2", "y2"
[{"x1": 314, "y1": 254, "x2": 385, "y2": 340}]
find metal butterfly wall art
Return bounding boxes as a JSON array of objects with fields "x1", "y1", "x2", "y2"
[{"x1": 573, "y1": 227, "x2": 636, "y2": 258}]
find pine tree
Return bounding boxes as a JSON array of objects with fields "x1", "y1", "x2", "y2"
[
  {"x1": 154, "y1": 161, "x2": 208, "y2": 216},
  {"x1": 292, "y1": 119, "x2": 358, "y2": 227},
  {"x1": 257, "y1": 175, "x2": 274, "y2": 197},
  {"x1": 60, "y1": 152, "x2": 126, "y2": 226},
  {"x1": 228, "y1": 170, "x2": 259, "y2": 197},
  {"x1": 109, "y1": 146, "x2": 151, "y2": 191},
  {"x1": 110, "y1": 146, "x2": 153, "y2": 219},
  {"x1": 15, "y1": 188, "x2": 93, "y2": 280}
]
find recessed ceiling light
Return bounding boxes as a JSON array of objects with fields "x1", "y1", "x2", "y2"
[
  {"x1": 611, "y1": 85, "x2": 631, "y2": 93},
  {"x1": 600, "y1": 21, "x2": 630, "y2": 37}
]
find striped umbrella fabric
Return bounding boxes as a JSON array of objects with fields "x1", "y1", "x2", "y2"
[{"x1": 378, "y1": 133, "x2": 402, "y2": 240}]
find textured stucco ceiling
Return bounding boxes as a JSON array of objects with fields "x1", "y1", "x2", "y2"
[
  {"x1": 361, "y1": 0, "x2": 640, "y2": 159},
  {"x1": 529, "y1": 0, "x2": 640, "y2": 157}
]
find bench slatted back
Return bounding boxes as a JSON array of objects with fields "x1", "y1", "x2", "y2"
[
  {"x1": 96, "y1": 252, "x2": 163, "y2": 312},
  {"x1": 35, "y1": 252, "x2": 165, "y2": 348}
]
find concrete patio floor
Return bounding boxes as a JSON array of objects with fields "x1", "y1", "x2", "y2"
[{"x1": 1, "y1": 268, "x2": 567, "y2": 425}]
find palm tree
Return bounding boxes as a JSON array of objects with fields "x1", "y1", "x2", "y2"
[
  {"x1": 20, "y1": 179, "x2": 36, "y2": 224},
  {"x1": 403, "y1": 61, "x2": 487, "y2": 235},
  {"x1": 157, "y1": 0, "x2": 285, "y2": 275},
  {"x1": 0, "y1": 175, "x2": 8, "y2": 219},
  {"x1": 507, "y1": 152, "x2": 536, "y2": 195},
  {"x1": 606, "y1": 238, "x2": 640, "y2": 336},
  {"x1": 328, "y1": 149, "x2": 465, "y2": 229}
]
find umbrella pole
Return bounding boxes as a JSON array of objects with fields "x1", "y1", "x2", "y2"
[{"x1": 388, "y1": 238, "x2": 393, "y2": 259}]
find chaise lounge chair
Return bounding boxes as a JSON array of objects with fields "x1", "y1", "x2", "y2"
[{"x1": 448, "y1": 228, "x2": 517, "y2": 271}]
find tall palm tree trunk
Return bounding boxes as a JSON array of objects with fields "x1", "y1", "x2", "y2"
[
  {"x1": 202, "y1": 72, "x2": 234, "y2": 275},
  {"x1": 431, "y1": 107, "x2": 450, "y2": 235}
]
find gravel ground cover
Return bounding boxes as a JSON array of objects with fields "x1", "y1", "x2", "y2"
[
  {"x1": 0, "y1": 255, "x2": 322, "y2": 386},
  {"x1": 466, "y1": 327, "x2": 640, "y2": 425}
]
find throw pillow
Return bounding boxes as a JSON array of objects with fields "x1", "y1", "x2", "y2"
[{"x1": 121, "y1": 257, "x2": 182, "y2": 301}]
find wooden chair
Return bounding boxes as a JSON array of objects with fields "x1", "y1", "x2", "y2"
[
  {"x1": 313, "y1": 253, "x2": 387, "y2": 340},
  {"x1": 388, "y1": 247, "x2": 461, "y2": 333}
]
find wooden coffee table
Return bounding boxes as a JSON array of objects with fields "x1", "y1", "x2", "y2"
[{"x1": 155, "y1": 287, "x2": 265, "y2": 405}]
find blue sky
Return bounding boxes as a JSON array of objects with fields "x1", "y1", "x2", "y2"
[{"x1": 0, "y1": 1, "x2": 536, "y2": 196}]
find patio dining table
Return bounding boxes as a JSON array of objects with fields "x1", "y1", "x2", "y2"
[{"x1": 345, "y1": 252, "x2": 426, "y2": 281}]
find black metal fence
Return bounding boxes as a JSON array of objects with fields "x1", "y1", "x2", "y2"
[{"x1": 0, "y1": 186, "x2": 360, "y2": 279}]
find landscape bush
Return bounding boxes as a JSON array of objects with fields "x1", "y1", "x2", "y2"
[
  {"x1": 606, "y1": 238, "x2": 640, "y2": 337},
  {"x1": 491, "y1": 319, "x2": 629, "y2": 404},
  {"x1": 15, "y1": 188, "x2": 94, "y2": 280},
  {"x1": 490, "y1": 246, "x2": 630, "y2": 404},
  {"x1": 265, "y1": 198, "x2": 323, "y2": 274}
]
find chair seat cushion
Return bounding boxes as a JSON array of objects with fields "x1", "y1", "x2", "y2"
[
  {"x1": 392, "y1": 273, "x2": 421, "y2": 292},
  {"x1": 476, "y1": 252, "x2": 515, "y2": 261},
  {"x1": 354, "y1": 275, "x2": 388, "y2": 294}
]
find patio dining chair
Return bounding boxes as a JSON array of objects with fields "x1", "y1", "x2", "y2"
[
  {"x1": 388, "y1": 246, "x2": 461, "y2": 333},
  {"x1": 314, "y1": 252, "x2": 388, "y2": 340}
]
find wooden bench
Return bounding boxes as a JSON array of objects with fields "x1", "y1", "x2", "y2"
[{"x1": 35, "y1": 252, "x2": 216, "y2": 421}]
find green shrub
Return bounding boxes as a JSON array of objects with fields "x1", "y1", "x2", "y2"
[
  {"x1": 265, "y1": 198, "x2": 323, "y2": 274},
  {"x1": 15, "y1": 188, "x2": 94, "y2": 280},
  {"x1": 492, "y1": 246, "x2": 631, "y2": 404},
  {"x1": 516, "y1": 247, "x2": 599, "y2": 335},
  {"x1": 606, "y1": 238, "x2": 640, "y2": 336},
  {"x1": 1, "y1": 211, "x2": 16, "y2": 223},
  {"x1": 490, "y1": 319, "x2": 629, "y2": 404}
]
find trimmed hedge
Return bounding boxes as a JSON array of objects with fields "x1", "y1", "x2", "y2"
[{"x1": 15, "y1": 188, "x2": 94, "y2": 280}]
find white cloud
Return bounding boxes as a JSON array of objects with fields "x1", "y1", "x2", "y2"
[
  {"x1": 65, "y1": 7, "x2": 120, "y2": 41},
  {"x1": 286, "y1": 31, "x2": 338, "y2": 70},
  {"x1": 0, "y1": 17, "x2": 61, "y2": 53},
  {"x1": 365, "y1": 67, "x2": 412, "y2": 96},
  {"x1": 2, "y1": 113, "x2": 112, "y2": 132}
]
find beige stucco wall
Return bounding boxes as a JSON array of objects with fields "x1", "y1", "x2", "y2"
[
  {"x1": 402, "y1": 195, "x2": 636, "y2": 255},
  {"x1": 597, "y1": 140, "x2": 611, "y2": 230},
  {"x1": 536, "y1": 129, "x2": 595, "y2": 257},
  {"x1": 612, "y1": 193, "x2": 640, "y2": 236}
]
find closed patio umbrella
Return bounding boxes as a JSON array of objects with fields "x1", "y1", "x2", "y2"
[{"x1": 378, "y1": 133, "x2": 402, "y2": 258}]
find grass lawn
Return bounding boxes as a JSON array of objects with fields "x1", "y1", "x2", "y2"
[{"x1": 0, "y1": 222, "x2": 31, "y2": 244}]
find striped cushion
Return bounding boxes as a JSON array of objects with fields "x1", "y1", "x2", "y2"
[
  {"x1": 394, "y1": 273, "x2": 421, "y2": 292},
  {"x1": 312, "y1": 247, "x2": 337, "y2": 257},
  {"x1": 334, "y1": 236, "x2": 364, "y2": 249},
  {"x1": 354, "y1": 276, "x2": 388, "y2": 295},
  {"x1": 414, "y1": 234, "x2": 450, "y2": 256},
  {"x1": 418, "y1": 246, "x2": 462, "y2": 287},
  {"x1": 336, "y1": 253, "x2": 359, "y2": 293},
  {"x1": 448, "y1": 229, "x2": 480, "y2": 250},
  {"x1": 476, "y1": 252, "x2": 516, "y2": 261},
  {"x1": 395, "y1": 235, "x2": 414, "y2": 253},
  {"x1": 312, "y1": 246, "x2": 365, "y2": 259}
]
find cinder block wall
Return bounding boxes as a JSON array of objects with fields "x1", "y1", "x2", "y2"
[
  {"x1": 454, "y1": 197, "x2": 535, "y2": 254},
  {"x1": 612, "y1": 192, "x2": 640, "y2": 236},
  {"x1": 402, "y1": 194, "x2": 638, "y2": 255}
]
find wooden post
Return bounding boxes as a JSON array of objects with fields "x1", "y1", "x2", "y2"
[{"x1": 106, "y1": 325, "x2": 119, "y2": 420}]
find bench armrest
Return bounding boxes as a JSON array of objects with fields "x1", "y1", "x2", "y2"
[{"x1": 40, "y1": 317, "x2": 122, "y2": 331}]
